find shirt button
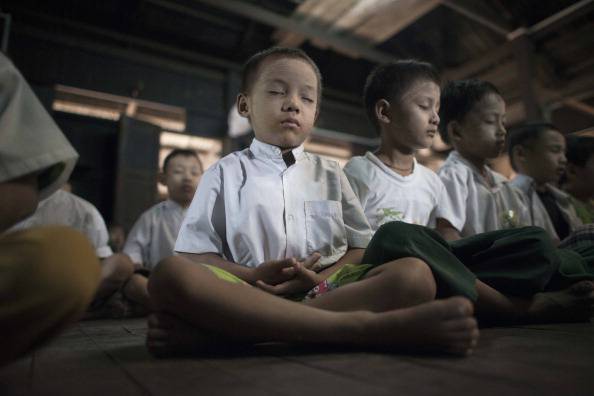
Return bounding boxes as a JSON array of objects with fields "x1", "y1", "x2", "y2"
[{"x1": 288, "y1": 215, "x2": 294, "y2": 221}]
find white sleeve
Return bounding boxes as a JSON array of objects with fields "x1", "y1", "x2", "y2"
[
  {"x1": 340, "y1": 169, "x2": 373, "y2": 249},
  {"x1": 123, "y1": 210, "x2": 152, "y2": 265},
  {"x1": 431, "y1": 177, "x2": 458, "y2": 228},
  {"x1": 437, "y1": 165, "x2": 469, "y2": 232},
  {"x1": 83, "y1": 205, "x2": 113, "y2": 258},
  {"x1": 343, "y1": 161, "x2": 369, "y2": 209},
  {"x1": 174, "y1": 164, "x2": 226, "y2": 255}
]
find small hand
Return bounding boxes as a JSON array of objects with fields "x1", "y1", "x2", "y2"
[
  {"x1": 256, "y1": 253, "x2": 322, "y2": 295},
  {"x1": 251, "y1": 258, "x2": 298, "y2": 285}
]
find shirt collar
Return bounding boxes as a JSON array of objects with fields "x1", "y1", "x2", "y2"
[
  {"x1": 249, "y1": 138, "x2": 305, "y2": 163},
  {"x1": 511, "y1": 173, "x2": 535, "y2": 193},
  {"x1": 365, "y1": 151, "x2": 417, "y2": 180}
]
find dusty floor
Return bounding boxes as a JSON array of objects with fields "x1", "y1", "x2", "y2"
[{"x1": 1, "y1": 318, "x2": 593, "y2": 396}]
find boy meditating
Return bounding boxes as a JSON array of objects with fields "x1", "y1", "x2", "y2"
[
  {"x1": 437, "y1": 79, "x2": 530, "y2": 239},
  {"x1": 123, "y1": 149, "x2": 203, "y2": 308},
  {"x1": 343, "y1": 60, "x2": 457, "y2": 239},
  {"x1": 508, "y1": 123, "x2": 584, "y2": 245},
  {"x1": 146, "y1": 47, "x2": 480, "y2": 357}
]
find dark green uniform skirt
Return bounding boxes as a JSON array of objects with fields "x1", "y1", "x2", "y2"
[{"x1": 362, "y1": 222, "x2": 594, "y2": 302}]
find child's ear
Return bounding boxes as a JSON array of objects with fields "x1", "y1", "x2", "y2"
[
  {"x1": 447, "y1": 121, "x2": 462, "y2": 143},
  {"x1": 237, "y1": 93, "x2": 250, "y2": 118},
  {"x1": 375, "y1": 99, "x2": 391, "y2": 125},
  {"x1": 511, "y1": 145, "x2": 526, "y2": 168},
  {"x1": 158, "y1": 172, "x2": 167, "y2": 186}
]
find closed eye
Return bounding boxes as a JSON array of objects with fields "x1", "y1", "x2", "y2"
[{"x1": 302, "y1": 97, "x2": 314, "y2": 103}]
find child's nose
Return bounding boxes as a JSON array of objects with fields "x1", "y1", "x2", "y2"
[{"x1": 282, "y1": 94, "x2": 300, "y2": 113}]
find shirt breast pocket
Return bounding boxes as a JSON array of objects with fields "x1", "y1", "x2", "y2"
[{"x1": 304, "y1": 200, "x2": 347, "y2": 265}]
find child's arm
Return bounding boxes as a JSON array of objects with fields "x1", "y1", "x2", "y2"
[
  {"x1": 435, "y1": 218, "x2": 461, "y2": 241},
  {"x1": 179, "y1": 252, "x2": 297, "y2": 285}
]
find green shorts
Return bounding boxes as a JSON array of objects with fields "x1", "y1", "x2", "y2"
[{"x1": 202, "y1": 263, "x2": 375, "y2": 301}]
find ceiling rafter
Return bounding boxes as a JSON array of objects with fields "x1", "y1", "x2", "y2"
[{"x1": 193, "y1": 0, "x2": 395, "y2": 62}]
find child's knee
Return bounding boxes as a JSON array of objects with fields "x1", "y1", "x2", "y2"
[
  {"x1": 381, "y1": 258, "x2": 437, "y2": 302},
  {"x1": 101, "y1": 253, "x2": 134, "y2": 283},
  {"x1": 148, "y1": 256, "x2": 186, "y2": 303}
]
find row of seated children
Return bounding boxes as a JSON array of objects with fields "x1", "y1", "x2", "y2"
[{"x1": 144, "y1": 48, "x2": 594, "y2": 358}]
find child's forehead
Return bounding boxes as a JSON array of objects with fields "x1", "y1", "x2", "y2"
[
  {"x1": 475, "y1": 92, "x2": 504, "y2": 109},
  {"x1": 166, "y1": 155, "x2": 200, "y2": 167},
  {"x1": 255, "y1": 57, "x2": 318, "y2": 88},
  {"x1": 400, "y1": 79, "x2": 440, "y2": 100}
]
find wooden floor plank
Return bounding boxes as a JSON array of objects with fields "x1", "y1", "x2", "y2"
[{"x1": 2, "y1": 319, "x2": 593, "y2": 396}]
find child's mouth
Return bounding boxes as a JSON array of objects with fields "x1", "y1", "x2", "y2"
[{"x1": 281, "y1": 119, "x2": 300, "y2": 128}]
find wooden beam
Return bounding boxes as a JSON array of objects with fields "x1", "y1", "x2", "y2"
[
  {"x1": 193, "y1": 0, "x2": 395, "y2": 63},
  {"x1": 446, "y1": 0, "x2": 593, "y2": 81},
  {"x1": 441, "y1": 0, "x2": 511, "y2": 37},
  {"x1": 563, "y1": 99, "x2": 594, "y2": 117}
]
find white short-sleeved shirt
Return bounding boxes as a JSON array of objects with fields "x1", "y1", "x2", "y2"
[
  {"x1": 344, "y1": 152, "x2": 456, "y2": 231},
  {"x1": 124, "y1": 199, "x2": 187, "y2": 270},
  {"x1": 11, "y1": 189, "x2": 113, "y2": 258},
  {"x1": 510, "y1": 174, "x2": 583, "y2": 242},
  {"x1": 175, "y1": 139, "x2": 373, "y2": 269},
  {"x1": 437, "y1": 150, "x2": 530, "y2": 237}
]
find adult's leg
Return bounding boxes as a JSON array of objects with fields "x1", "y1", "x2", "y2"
[
  {"x1": 147, "y1": 256, "x2": 478, "y2": 356},
  {"x1": 0, "y1": 226, "x2": 101, "y2": 366}
]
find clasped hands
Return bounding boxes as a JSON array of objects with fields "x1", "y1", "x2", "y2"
[{"x1": 250, "y1": 253, "x2": 323, "y2": 296}]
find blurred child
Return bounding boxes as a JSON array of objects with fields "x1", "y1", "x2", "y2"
[
  {"x1": 11, "y1": 188, "x2": 135, "y2": 317},
  {"x1": 0, "y1": 53, "x2": 100, "y2": 365},
  {"x1": 343, "y1": 60, "x2": 457, "y2": 240},
  {"x1": 146, "y1": 47, "x2": 481, "y2": 357},
  {"x1": 108, "y1": 223, "x2": 126, "y2": 253},
  {"x1": 563, "y1": 135, "x2": 594, "y2": 224},
  {"x1": 437, "y1": 79, "x2": 529, "y2": 239},
  {"x1": 508, "y1": 124, "x2": 585, "y2": 245},
  {"x1": 122, "y1": 149, "x2": 203, "y2": 308}
]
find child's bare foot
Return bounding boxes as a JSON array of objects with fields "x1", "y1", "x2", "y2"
[
  {"x1": 527, "y1": 280, "x2": 594, "y2": 323},
  {"x1": 146, "y1": 312, "x2": 231, "y2": 358},
  {"x1": 368, "y1": 297, "x2": 479, "y2": 356}
]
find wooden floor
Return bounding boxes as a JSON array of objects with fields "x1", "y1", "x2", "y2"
[{"x1": 1, "y1": 319, "x2": 593, "y2": 396}]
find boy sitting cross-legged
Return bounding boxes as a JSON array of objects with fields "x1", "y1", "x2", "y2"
[{"x1": 146, "y1": 47, "x2": 480, "y2": 357}]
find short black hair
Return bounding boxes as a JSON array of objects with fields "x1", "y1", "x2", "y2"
[
  {"x1": 240, "y1": 47, "x2": 322, "y2": 107},
  {"x1": 566, "y1": 135, "x2": 594, "y2": 167},
  {"x1": 162, "y1": 149, "x2": 202, "y2": 173},
  {"x1": 438, "y1": 79, "x2": 501, "y2": 144},
  {"x1": 507, "y1": 123, "x2": 559, "y2": 171},
  {"x1": 363, "y1": 60, "x2": 440, "y2": 134}
]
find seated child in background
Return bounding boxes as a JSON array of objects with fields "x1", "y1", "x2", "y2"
[
  {"x1": 0, "y1": 53, "x2": 100, "y2": 365},
  {"x1": 108, "y1": 223, "x2": 126, "y2": 253},
  {"x1": 146, "y1": 47, "x2": 481, "y2": 357},
  {"x1": 508, "y1": 123, "x2": 583, "y2": 245},
  {"x1": 343, "y1": 60, "x2": 458, "y2": 240},
  {"x1": 437, "y1": 79, "x2": 529, "y2": 239},
  {"x1": 11, "y1": 187, "x2": 135, "y2": 317},
  {"x1": 562, "y1": 135, "x2": 594, "y2": 224},
  {"x1": 122, "y1": 148, "x2": 203, "y2": 309},
  {"x1": 343, "y1": 59, "x2": 594, "y2": 327}
]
